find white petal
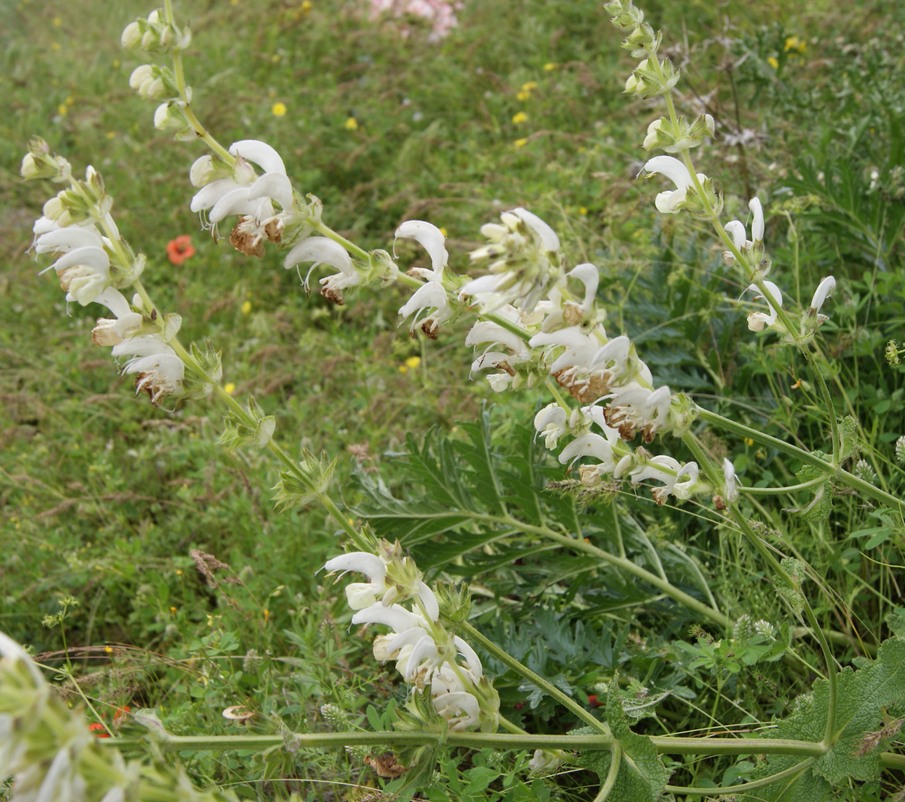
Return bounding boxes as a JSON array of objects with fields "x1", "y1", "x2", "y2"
[
  {"x1": 643, "y1": 155, "x2": 694, "y2": 189},
  {"x1": 284, "y1": 237, "x2": 353, "y2": 272},
  {"x1": 568, "y1": 262, "x2": 599, "y2": 310},
  {"x1": 351, "y1": 603, "x2": 420, "y2": 633},
  {"x1": 724, "y1": 220, "x2": 747, "y2": 250},
  {"x1": 51, "y1": 245, "x2": 109, "y2": 273},
  {"x1": 654, "y1": 188, "x2": 687, "y2": 214},
  {"x1": 511, "y1": 207, "x2": 560, "y2": 252},
  {"x1": 416, "y1": 581, "x2": 440, "y2": 621},
  {"x1": 809, "y1": 276, "x2": 836, "y2": 313},
  {"x1": 749, "y1": 197, "x2": 764, "y2": 243},
  {"x1": 453, "y1": 636, "x2": 483, "y2": 679},
  {"x1": 35, "y1": 226, "x2": 103, "y2": 254},
  {"x1": 229, "y1": 139, "x2": 287, "y2": 176},
  {"x1": 209, "y1": 187, "x2": 257, "y2": 224},
  {"x1": 558, "y1": 433, "x2": 615, "y2": 467},
  {"x1": 248, "y1": 172, "x2": 294, "y2": 210},
  {"x1": 395, "y1": 220, "x2": 448, "y2": 274},
  {"x1": 95, "y1": 288, "x2": 133, "y2": 319},
  {"x1": 190, "y1": 178, "x2": 242, "y2": 213},
  {"x1": 324, "y1": 552, "x2": 387, "y2": 584}
]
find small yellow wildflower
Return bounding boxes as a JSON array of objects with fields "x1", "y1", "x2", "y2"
[
  {"x1": 51, "y1": 42, "x2": 61, "y2": 51},
  {"x1": 767, "y1": 56, "x2": 779, "y2": 70},
  {"x1": 784, "y1": 36, "x2": 806, "y2": 55},
  {"x1": 52, "y1": 15, "x2": 62, "y2": 27},
  {"x1": 170, "y1": 606, "x2": 178, "y2": 614},
  {"x1": 58, "y1": 103, "x2": 69, "y2": 117},
  {"x1": 112, "y1": 59, "x2": 121, "y2": 69},
  {"x1": 175, "y1": 569, "x2": 183, "y2": 576},
  {"x1": 271, "y1": 54, "x2": 281, "y2": 64},
  {"x1": 744, "y1": 437, "x2": 754, "y2": 447},
  {"x1": 104, "y1": 645, "x2": 113, "y2": 654},
  {"x1": 105, "y1": 131, "x2": 116, "y2": 140},
  {"x1": 399, "y1": 356, "x2": 421, "y2": 373},
  {"x1": 516, "y1": 90, "x2": 531, "y2": 102},
  {"x1": 271, "y1": 101, "x2": 287, "y2": 117},
  {"x1": 241, "y1": 300, "x2": 252, "y2": 315},
  {"x1": 578, "y1": 206, "x2": 588, "y2": 216},
  {"x1": 263, "y1": 608, "x2": 270, "y2": 622},
  {"x1": 344, "y1": 116, "x2": 359, "y2": 131},
  {"x1": 543, "y1": 62, "x2": 558, "y2": 71},
  {"x1": 512, "y1": 111, "x2": 528, "y2": 125},
  {"x1": 521, "y1": 81, "x2": 538, "y2": 92},
  {"x1": 301, "y1": 0, "x2": 313, "y2": 11},
  {"x1": 514, "y1": 138, "x2": 528, "y2": 149},
  {"x1": 224, "y1": 382, "x2": 236, "y2": 395}
]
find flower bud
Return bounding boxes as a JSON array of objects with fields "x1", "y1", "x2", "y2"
[{"x1": 121, "y1": 20, "x2": 142, "y2": 49}]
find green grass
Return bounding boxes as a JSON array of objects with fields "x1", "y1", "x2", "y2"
[{"x1": 3, "y1": 0, "x2": 905, "y2": 799}]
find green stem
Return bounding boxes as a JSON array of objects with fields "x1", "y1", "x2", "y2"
[
  {"x1": 664, "y1": 757, "x2": 815, "y2": 796},
  {"x1": 594, "y1": 743, "x2": 622, "y2": 802},
  {"x1": 105, "y1": 730, "x2": 842, "y2": 758},
  {"x1": 697, "y1": 407, "x2": 905, "y2": 513},
  {"x1": 456, "y1": 619, "x2": 608, "y2": 733},
  {"x1": 682, "y1": 432, "x2": 838, "y2": 744}
]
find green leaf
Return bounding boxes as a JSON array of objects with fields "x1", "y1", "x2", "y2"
[
  {"x1": 743, "y1": 633, "x2": 905, "y2": 799},
  {"x1": 574, "y1": 685, "x2": 669, "y2": 801}
]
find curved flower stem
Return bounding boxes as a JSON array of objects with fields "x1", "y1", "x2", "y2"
[
  {"x1": 165, "y1": 337, "x2": 370, "y2": 551},
  {"x1": 696, "y1": 406, "x2": 905, "y2": 514},
  {"x1": 593, "y1": 743, "x2": 622, "y2": 802},
  {"x1": 106, "y1": 730, "x2": 866, "y2": 760},
  {"x1": 455, "y1": 619, "x2": 609, "y2": 733},
  {"x1": 664, "y1": 757, "x2": 816, "y2": 796},
  {"x1": 681, "y1": 432, "x2": 838, "y2": 745},
  {"x1": 452, "y1": 510, "x2": 728, "y2": 627}
]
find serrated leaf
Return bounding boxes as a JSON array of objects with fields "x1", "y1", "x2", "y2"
[
  {"x1": 839, "y1": 415, "x2": 860, "y2": 461},
  {"x1": 574, "y1": 685, "x2": 669, "y2": 801},
  {"x1": 743, "y1": 634, "x2": 905, "y2": 799}
]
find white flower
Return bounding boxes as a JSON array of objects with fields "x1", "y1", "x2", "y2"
[
  {"x1": 631, "y1": 456, "x2": 700, "y2": 505},
  {"x1": 723, "y1": 197, "x2": 765, "y2": 265},
  {"x1": 190, "y1": 140, "x2": 293, "y2": 244},
  {"x1": 395, "y1": 220, "x2": 452, "y2": 336},
  {"x1": 604, "y1": 383, "x2": 672, "y2": 442},
  {"x1": 745, "y1": 281, "x2": 783, "y2": 332},
  {"x1": 465, "y1": 307, "x2": 532, "y2": 388},
  {"x1": 430, "y1": 663, "x2": 481, "y2": 731},
  {"x1": 324, "y1": 552, "x2": 389, "y2": 610},
  {"x1": 641, "y1": 156, "x2": 707, "y2": 214},
  {"x1": 809, "y1": 276, "x2": 836, "y2": 318},
  {"x1": 462, "y1": 207, "x2": 561, "y2": 312},
  {"x1": 92, "y1": 289, "x2": 144, "y2": 346},
  {"x1": 722, "y1": 458, "x2": 739, "y2": 505},
  {"x1": 112, "y1": 334, "x2": 185, "y2": 404},
  {"x1": 283, "y1": 237, "x2": 360, "y2": 303}
]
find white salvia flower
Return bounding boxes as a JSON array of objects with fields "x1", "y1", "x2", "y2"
[
  {"x1": 723, "y1": 197, "x2": 765, "y2": 266},
  {"x1": 630, "y1": 456, "x2": 700, "y2": 505},
  {"x1": 395, "y1": 220, "x2": 452, "y2": 336},
  {"x1": 641, "y1": 155, "x2": 707, "y2": 214},
  {"x1": 749, "y1": 197, "x2": 764, "y2": 243},
  {"x1": 746, "y1": 281, "x2": 783, "y2": 332},
  {"x1": 112, "y1": 334, "x2": 185, "y2": 404},
  {"x1": 529, "y1": 749, "x2": 563, "y2": 774},
  {"x1": 324, "y1": 552, "x2": 389, "y2": 610},
  {"x1": 430, "y1": 663, "x2": 481, "y2": 731},
  {"x1": 191, "y1": 140, "x2": 293, "y2": 251},
  {"x1": 534, "y1": 404, "x2": 568, "y2": 449},
  {"x1": 808, "y1": 276, "x2": 836, "y2": 318},
  {"x1": 283, "y1": 236, "x2": 360, "y2": 303},
  {"x1": 462, "y1": 207, "x2": 561, "y2": 312},
  {"x1": 91, "y1": 288, "x2": 144, "y2": 346},
  {"x1": 465, "y1": 307, "x2": 532, "y2": 389},
  {"x1": 604, "y1": 383, "x2": 672, "y2": 442},
  {"x1": 722, "y1": 458, "x2": 739, "y2": 506}
]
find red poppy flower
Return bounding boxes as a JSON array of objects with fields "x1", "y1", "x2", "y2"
[
  {"x1": 166, "y1": 235, "x2": 196, "y2": 265},
  {"x1": 88, "y1": 722, "x2": 110, "y2": 738}
]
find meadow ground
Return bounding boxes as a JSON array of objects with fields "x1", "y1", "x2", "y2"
[{"x1": 2, "y1": 0, "x2": 905, "y2": 799}]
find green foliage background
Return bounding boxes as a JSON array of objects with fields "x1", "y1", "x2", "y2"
[{"x1": 2, "y1": 0, "x2": 904, "y2": 798}]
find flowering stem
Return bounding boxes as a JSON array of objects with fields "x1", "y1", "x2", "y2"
[
  {"x1": 696, "y1": 407, "x2": 905, "y2": 513},
  {"x1": 681, "y1": 431, "x2": 839, "y2": 744},
  {"x1": 455, "y1": 619, "x2": 608, "y2": 733},
  {"x1": 104, "y1": 730, "x2": 861, "y2": 759},
  {"x1": 663, "y1": 757, "x2": 816, "y2": 796}
]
